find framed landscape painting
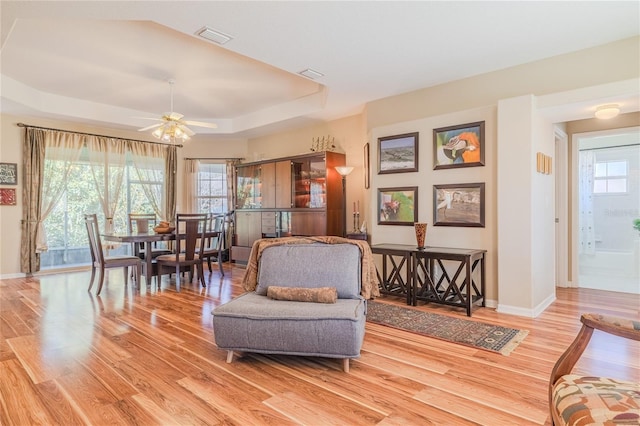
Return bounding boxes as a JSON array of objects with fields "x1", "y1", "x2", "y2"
[
  {"x1": 378, "y1": 132, "x2": 418, "y2": 174},
  {"x1": 433, "y1": 121, "x2": 485, "y2": 170},
  {"x1": 433, "y1": 183, "x2": 485, "y2": 227},
  {"x1": 378, "y1": 186, "x2": 418, "y2": 225}
]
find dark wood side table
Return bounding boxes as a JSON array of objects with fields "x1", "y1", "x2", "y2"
[
  {"x1": 346, "y1": 232, "x2": 368, "y2": 242},
  {"x1": 370, "y1": 243, "x2": 486, "y2": 316},
  {"x1": 370, "y1": 244, "x2": 413, "y2": 305}
]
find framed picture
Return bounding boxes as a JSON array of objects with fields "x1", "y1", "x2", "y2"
[
  {"x1": 0, "y1": 188, "x2": 17, "y2": 206},
  {"x1": 377, "y1": 186, "x2": 418, "y2": 225},
  {"x1": 364, "y1": 142, "x2": 370, "y2": 189},
  {"x1": 433, "y1": 121, "x2": 484, "y2": 170},
  {"x1": 0, "y1": 163, "x2": 18, "y2": 185},
  {"x1": 433, "y1": 183, "x2": 485, "y2": 227},
  {"x1": 378, "y1": 132, "x2": 419, "y2": 174}
]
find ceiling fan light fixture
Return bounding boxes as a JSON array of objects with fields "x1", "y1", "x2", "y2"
[
  {"x1": 196, "y1": 26, "x2": 233, "y2": 45},
  {"x1": 594, "y1": 104, "x2": 620, "y2": 119}
]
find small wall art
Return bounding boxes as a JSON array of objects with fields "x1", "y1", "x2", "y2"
[
  {"x1": 433, "y1": 183, "x2": 485, "y2": 227},
  {"x1": 0, "y1": 188, "x2": 17, "y2": 205},
  {"x1": 433, "y1": 121, "x2": 485, "y2": 170},
  {"x1": 377, "y1": 186, "x2": 418, "y2": 225},
  {"x1": 378, "y1": 132, "x2": 419, "y2": 174},
  {"x1": 0, "y1": 163, "x2": 17, "y2": 185},
  {"x1": 536, "y1": 152, "x2": 552, "y2": 174}
]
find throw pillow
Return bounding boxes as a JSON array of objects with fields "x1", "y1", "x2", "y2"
[{"x1": 266, "y1": 286, "x2": 337, "y2": 304}]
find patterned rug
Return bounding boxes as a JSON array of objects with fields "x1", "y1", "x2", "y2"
[{"x1": 366, "y1": 301, "x2": 528, "y2": 356}]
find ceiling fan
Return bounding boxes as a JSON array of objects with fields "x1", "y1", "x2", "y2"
[{"x1": 138, "y1": 79, "x2": 217, "y2": 142}]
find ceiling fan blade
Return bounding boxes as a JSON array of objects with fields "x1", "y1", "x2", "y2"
[
  {"x1": 184, "y1": 120, "x2": 218, "y2": 129},
  {"x1": 138, "y1": 123, "x2": 163, "y2": 132}
]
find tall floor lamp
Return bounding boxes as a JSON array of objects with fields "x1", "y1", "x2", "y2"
[{"x1": 335, "y1": 166, "x2": 354, "y2": 237}]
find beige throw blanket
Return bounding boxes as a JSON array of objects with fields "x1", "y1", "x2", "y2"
[{"x1": 241, "y1": 236, "x2": 380, "y2": 299}]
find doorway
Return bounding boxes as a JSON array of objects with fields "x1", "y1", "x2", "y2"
[{"x1": 575, "y1": 128, "x2": 640, "y2": 294}]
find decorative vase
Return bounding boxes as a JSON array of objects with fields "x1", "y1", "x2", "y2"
[{"x1": 414, "y1": 222, "x2": 427, "y2": 249}]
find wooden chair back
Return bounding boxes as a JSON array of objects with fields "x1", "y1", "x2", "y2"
[
  {"x1": 84, "y1": 213, "x2": 105, "y2": 265},
  {"x1": 128, "y1": 213, "x2": 158, "y2": 234}
]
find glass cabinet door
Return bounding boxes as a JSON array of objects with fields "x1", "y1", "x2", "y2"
[
  {"x1": 236, "y1": 164, "x2": 262, "y2": 208},
  {"x1": 292, "y1": 156, "x2": 326, "y2": 208}
]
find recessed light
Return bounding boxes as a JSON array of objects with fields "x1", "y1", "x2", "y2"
[
  {"x1": 299, "y1": 68, "x2": 324, "y2": 80},
  {"x1": 196, "y1": 26, "x2": 233, "y2": 45}
]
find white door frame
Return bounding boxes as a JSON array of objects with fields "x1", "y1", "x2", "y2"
[{"x1": 554, "y1": 127, "x2": 569, "y2": 287}]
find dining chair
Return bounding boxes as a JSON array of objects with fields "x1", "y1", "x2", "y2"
[
  {"x1": 199, "y1": 213, "x2": 225, "y2": 276},
  {"x1": 155, "y1": 214, "x2": 207, "y2": 288},
  {"x1": 84, "y1": 214, "x2": 141, "y2": 295},
  {"x1": 128, "y1": 213, "x2": 172, "y2": 258}
]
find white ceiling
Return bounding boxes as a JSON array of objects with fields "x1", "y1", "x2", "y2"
[{"x1": 1, "y1": 1, "x2": 639, "y2": 139}]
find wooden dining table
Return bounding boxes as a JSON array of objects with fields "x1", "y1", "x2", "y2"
[{"x1": 102, "y1": 231, "x2": 221, "y2": 286}]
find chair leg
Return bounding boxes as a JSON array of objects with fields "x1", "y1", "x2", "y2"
[
  {"x1": 217, "y1": 256, "x2": 224, "y2": 277},
  {"x1": 136, "y1": 263, "x2": 141, "y2": 288},
  {"x1": 88, "y1": 265, "x2": 96, "y2": 291},
  {"x1": 123, "y1": 267, "x2": 128, "y2": 285},
  {"x1": 198, "y1": 263, "x2": 206, "y2": 287},
  {"x1": 96, "y1": 266, "x2": 106, "y2": 295},
  {"x1": 342, "y1": 358, "x2": 350, "y2": 373},
  {"x1": 226, "y1": 351, "x2": 234, "y2": 363},
  {"x1": 207, "y1": 257, "x2": 212, "y2": 272}
]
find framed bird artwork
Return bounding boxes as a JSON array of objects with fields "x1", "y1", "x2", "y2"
[{"x1": 433, "y1": 121, "x2": 485, "y2": 170}]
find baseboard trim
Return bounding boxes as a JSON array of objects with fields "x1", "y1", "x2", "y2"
[
  {"x1": 0, "y1": 272, "x2": 27, "y2": 279},
  {"x1": 497, "y1": 293, "x2": 556, "y2": 318}
]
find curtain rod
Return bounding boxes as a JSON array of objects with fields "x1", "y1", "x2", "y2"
[
  {"x1": 184, "y1": 156, "x2": 244, "y2": 160},
  {"x1": 17, "y1": 122, "x2": 184, "y2": 148},
  {"x1": 579, "y1": 143, "x2": 639, "y2": 151}
]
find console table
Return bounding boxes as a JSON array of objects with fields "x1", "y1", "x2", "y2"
[{"x1": 371, "y1": 244, "x2": 486, "y2": 316}]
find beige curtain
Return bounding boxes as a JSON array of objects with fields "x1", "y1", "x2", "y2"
[
  {"x1": 183, "y1": 158, "x2": 199, "y2": 213},
  {"x1": 128, "y1": 141, "x2": 165, "y2": 219},
  {"x1": 87, "y1": 136, "x2": 126, "y2": 234},
  {"x1": 165, "y1": 145, "x2": 177, "y2": 223},
  {"x1": 225, "y1": 159, "x2": 239, "y2": 249},
  {"x1": 21, "y1": 128, "x2": 84, "y2": 273},
  {"x1": 226, "y1": 159, "x2": 239, "y2": 212},
  {"x1": 21, "y1": 129, "x2": 46, "y2": 274}
]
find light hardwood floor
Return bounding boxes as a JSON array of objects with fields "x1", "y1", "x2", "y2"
[{"x1": 1, "y1": 264, "x2": 638, "y2": 425}]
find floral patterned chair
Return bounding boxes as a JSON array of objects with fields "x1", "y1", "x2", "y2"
[{"x1": 549, "y1": 314, "x2": 640, "y2": 425}]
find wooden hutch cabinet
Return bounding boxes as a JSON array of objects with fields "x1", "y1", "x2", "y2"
[{"x1": 232, "y1": 151, "x2": 345, "y2": 263}]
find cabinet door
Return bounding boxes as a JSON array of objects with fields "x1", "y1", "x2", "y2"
[
  {"x1": 235, "y1": 211, "x2": 262, "y2": 247},
  {"x1": 291, "y1": 211, "x2": 326, "y2": 236},
  {"x1": 236, "y1": 165, "x2": 262, "y2": 208},
  {"x1": 260, "y1": 162, "x2": 276, "y2": 208},
  {"x1": 292, "y1": 155, "x2": 326, "y2": 208},
  {"x1": 275, "y1": 160, "x2": 292, "y2": 208}
]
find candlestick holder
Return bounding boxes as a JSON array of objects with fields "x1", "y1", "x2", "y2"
[{"x1": 352, "y1": 212, "x2": 360, "y2": 234}]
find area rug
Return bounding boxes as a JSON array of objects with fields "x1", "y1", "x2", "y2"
[{"x1": 366, "y1": 301, "x2": 528, "y2": 356}]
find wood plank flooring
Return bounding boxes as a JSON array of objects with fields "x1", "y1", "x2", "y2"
[{"x1": 1, "y1": 264, "x2": 638, "y2": 425}]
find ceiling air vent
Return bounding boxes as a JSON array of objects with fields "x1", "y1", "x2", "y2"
[{"x1": 196, "y1": 26, "x2": 233, "y2": 45}]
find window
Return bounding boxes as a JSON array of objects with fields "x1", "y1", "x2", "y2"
[
  {"x1": 195, "y1": 162, "x2": 228, "y2": 214},
  {"x1": 40, "y1": 151, "x2": 166, "y2": 269},
  {"x1": 594, "y1": 160, "x2": 628, "y2": 193}
]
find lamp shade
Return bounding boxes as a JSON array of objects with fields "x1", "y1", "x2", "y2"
[
  {"x1": 595, "y1": 104, "x2": 620, "y2": 120},
  {"x1": 335, "y1": 166, "x2": 354, "y2": 176}
]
